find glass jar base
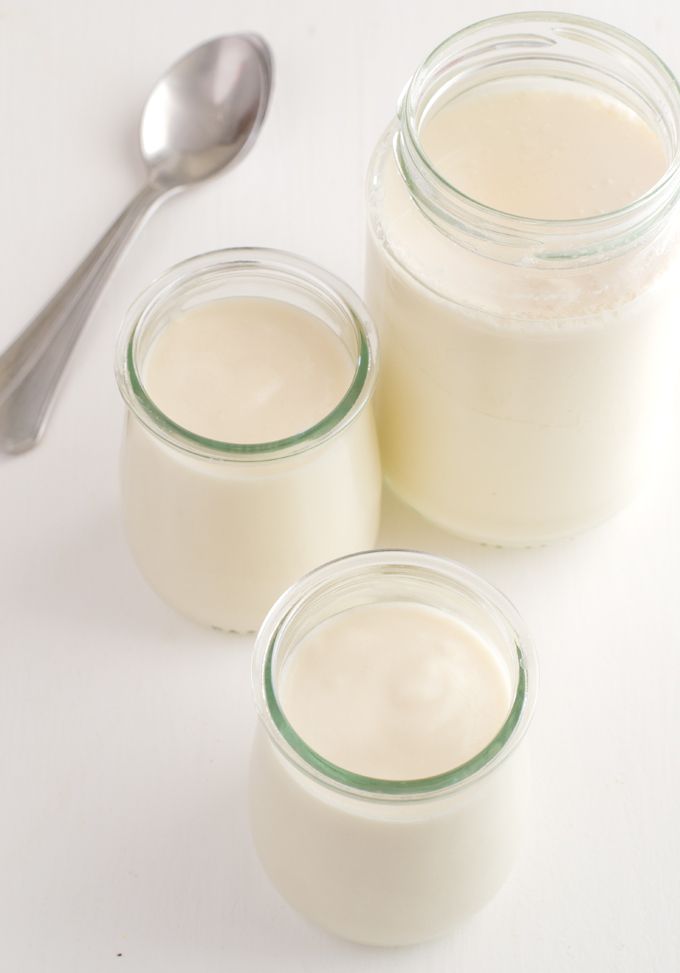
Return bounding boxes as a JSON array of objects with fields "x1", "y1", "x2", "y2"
[{"x1": 384, "y1": 474, "x2": 641, "y2": 548}]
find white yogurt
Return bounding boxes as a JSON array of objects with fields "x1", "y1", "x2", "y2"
[
  {"x1": 250, "y1": 551, "x2": 536, "y2": 945},
  {"x1": 280, "y1": 602, "x2": 512, "y2": 779},
  {"x1": 144, "y1": 297, "x2": 354, "y2": 443},
  {"x1": 117, "y1": 251, "x2": 381, "y2": 633},
  {"x1": 420, "y1": 85, "x2": 667, "y2": 221},
  {"x1": 366, "y1": 18, "x2": 680, "y2": 544}
]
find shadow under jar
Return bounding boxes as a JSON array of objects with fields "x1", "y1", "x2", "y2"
[
  {"x1": 366, "y1": 13, "x2": 680, "y2": 545},
  {"x1": 250, "y1": 550, "x2": 537, "y2": 946},
  {"x1": 115, "y1": 249, "x2": 381, "y2": 633}
]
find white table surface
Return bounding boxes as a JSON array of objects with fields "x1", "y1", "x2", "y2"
[{"x1": 1, "y1": 0, "x2": 679, "y2": 970}]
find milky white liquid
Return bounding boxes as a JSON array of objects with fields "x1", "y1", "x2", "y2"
[
  {"x1": 366, "y1": 81, "x2": 679, "y2": 543},
  {"x1": 250, "y1": 600, "x2": 528, "y2": 945},
  {"x1": 281, "y1": 602, "x2": 511, "y2": 778},
  {"x1": 121, "y1": 297, "x2": 380, "y2": 632},
  {"x1": 144, "y1": 298, "x2": 353, "y2": 442},
  {"x1": 421, "y1": 87, "x2": 667, "y2": 220}
]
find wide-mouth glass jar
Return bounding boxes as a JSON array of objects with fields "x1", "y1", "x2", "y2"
[
  {"x1": 250, "y1": 550, "x2": 537, "y2": 945},
  {"x1": 366, "y1": 13, "x2": 680, "y2": 545},
  {"x1": 115, "y1": 248, "x2": 381, "y2": 633}
]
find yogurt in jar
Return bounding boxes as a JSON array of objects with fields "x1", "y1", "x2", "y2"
[
  {"x1": 143, "y1": 297, "x2": 354, "y2": 444},
  {"x1": 250, "y1": 551, "x2": 537, "y2": 945},
  {"x1": 366, "y1": 15, "x2": 680, "y2": 544},
  {"x1": 280, "y1": 602, "x2": 512, "y2": 779},
  {"x1": 116, "y1": 250, "x2": 381, "y2": 633}
]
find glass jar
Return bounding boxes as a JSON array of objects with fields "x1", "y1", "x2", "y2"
[
  {"x1": 115, "y1": 249, "x2": 381, "y2": 633},
  {"x1": 366, "y1": 13, "x2": 680, "y2": 545},
  {"x1": 250, "y1": 550, "x2": 537, "y2": 946}
]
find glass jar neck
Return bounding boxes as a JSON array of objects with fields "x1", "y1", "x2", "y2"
[
  {"x1": 253, "y1": 551, "x2": 537, "y2": 803},
  {"x1": 116, "y1": 248, "x2": 378, "y2": 463},
  {"x1": 395, "y1": 13, "x2": 680, "y2": 267}
]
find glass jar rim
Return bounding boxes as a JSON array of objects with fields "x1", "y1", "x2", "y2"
[
  {"x1": 396, "y1": 11, "x2": 680, "y2": 258},
  {"x1": 115, "y1": 248, "x2": 378, "y2": 462},
  {"x1": 253, "y1": 549, "x2": 538, "y2": 803}
]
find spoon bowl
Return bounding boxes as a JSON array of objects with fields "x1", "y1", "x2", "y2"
[
  {"x1": 0, "y1": 33, "x2": 273, "y2": 453},
  {"x1": 141, "y1": 34, "x2": 272, "y2": 187}
]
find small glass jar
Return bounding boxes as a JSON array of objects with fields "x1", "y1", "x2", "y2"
[
  {"x1": 115, "y1": 249, "x2": 381, "y2": 633},
  {"x1": 250, "y1": 550, "x2": 537, "y2": 946},
  {"x1": 366, "y1": 13, "x2": 680, "y2": 545}
]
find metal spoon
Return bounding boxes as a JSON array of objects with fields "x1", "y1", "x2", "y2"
[{"x1": 0, "y1": 34, "x2": 273, "y2": 454}]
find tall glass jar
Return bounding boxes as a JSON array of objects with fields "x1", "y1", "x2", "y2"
[
  {"x1": 115, "y1": 249, "x2": 381, "y2": 633},
  {"x1": 366, "y1": 13, "x2": 680, "y2": 545},
  {"x1": 250, "y1": 550, "x2": 537, "y2": 946}
]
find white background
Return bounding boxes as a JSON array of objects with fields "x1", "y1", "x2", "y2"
[{"x1": 1, "y1": 0, "x2": 679, "y2": 970}]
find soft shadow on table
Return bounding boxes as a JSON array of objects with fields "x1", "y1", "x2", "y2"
[
  {"x1": 38, "y1": 753, "x2": 450, "y2": 970},
  {"x1": 378, "y1": 483, "x2": 596, "y2": 600},
  {"x1": 378, "y1": 483, "x2": 508, "y2": 567},
  {"x1": 6, "y1": 500, "x2": 240, "y2": 651}
]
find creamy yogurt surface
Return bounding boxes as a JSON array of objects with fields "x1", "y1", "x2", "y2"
[
  {"x1": 280, "y1": 601, "x2": 512, "y2": 780},
  {"x1": 420, "y1": 82, "x2": 667, "y2": 220},
  {"x1": 143, "y1": 296, "x2": 354, "y2": 443}
]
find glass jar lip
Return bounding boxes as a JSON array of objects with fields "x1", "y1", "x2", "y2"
[
  {"x1": 399, "y1": 11, "x2": 680, "y2": 236},
  {"x1": 115, "y1": 247, "x2": 378, "y2": 462},
  {"x1": 253, "y1": 549, "x2": 538, "y2": 803}
]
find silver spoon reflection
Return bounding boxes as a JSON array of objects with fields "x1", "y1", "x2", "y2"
[{"x1": 0, "y1": 34, "x2": 273, "y2": 453}]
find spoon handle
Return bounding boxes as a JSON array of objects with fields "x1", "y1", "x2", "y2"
[{"x1": 0, "y1": 182, "x2": 166, "y2": 454}]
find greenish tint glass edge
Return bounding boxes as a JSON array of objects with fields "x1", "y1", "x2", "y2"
[
  {"x1": 125, "y1": 312, "x2": 370, "y2": 458},
  {"x1": 264, "y1": 626, "x2": 528, "y2": 797}
]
